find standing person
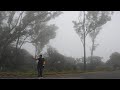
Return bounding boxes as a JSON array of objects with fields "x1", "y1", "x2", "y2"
[{"x1": 34, "y1": 54, "x2": 45, "y2": 78}]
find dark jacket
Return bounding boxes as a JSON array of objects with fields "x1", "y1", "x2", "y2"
[{"x1": 37, "y1": 57, "x2": 44, "y2": 68}]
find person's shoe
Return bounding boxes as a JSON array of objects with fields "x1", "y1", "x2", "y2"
[
  {"x1": 38, "y1": 77, "x2": 42, "y2": 79},
  {"x1": 38, "y1": 77, "x2": 43, "y2": 79}
]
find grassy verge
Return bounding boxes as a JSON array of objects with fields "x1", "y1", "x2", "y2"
[
  {"x1": 0, "y1": 69, "x2": 114, "y2": 78},
  {"x1": 0, "y1": 70, "x2": 84, "y2": 78}
]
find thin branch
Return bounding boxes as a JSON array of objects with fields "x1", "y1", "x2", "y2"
[
  {"x1": 22, "y1": 41, "x2": 32, "y2": 43},
  {"x1": 6, "y1": 11, "x2": 24, "y2": 45},
  {"x1": 10, "y1": 11, "x2": 24, "y2": 31},
  {"x1": 79, "y1": 36, "x2": 84, "y2": 47},
  {"x1": 19, "y1": 36, "x2": 29, "y2": 49},
  {"x1": 8, "y1": 11, "x2": 16, "y2": 30},
  {"x1": 85, "y1": 28, "x2": 95, "y2": 37},
  {"x1": 16, "y1": 34, "x2": 20, "y2": 50}
]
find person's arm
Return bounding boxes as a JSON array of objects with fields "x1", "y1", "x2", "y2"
[{"x1": 32, "y1": 56, "x2": 38, "y2": 60}]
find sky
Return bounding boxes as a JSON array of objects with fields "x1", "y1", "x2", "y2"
[{"x1": 23, "y1": 11, "x2": 120, "y2": 62}]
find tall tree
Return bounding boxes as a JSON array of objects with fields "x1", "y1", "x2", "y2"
[
  {"x1": 89, "y1": 27, "x2": 100, "y2": 64},
  {"x1": 88, "y1": 11, "x2": 113, "y2": 64},
  {"x1": 0, "y1": 11, "x2": 62, "y2": 65},
  {"x1": 73, "y1": 11, "x2": 113, "y2": 71},
  {"x1": 73, "y1": 11, "x2": 87, "y2": 71}
]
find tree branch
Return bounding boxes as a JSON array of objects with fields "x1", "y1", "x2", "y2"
[
  {"x1": 19, "y1": 36, "x2": 29, "y2": 49},
  {"x1": 10, "y1": 11, "x2": 24, "y2": 31}
]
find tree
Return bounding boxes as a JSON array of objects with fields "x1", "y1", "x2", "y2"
[
  {"x1": 0, "y1": 45, "x2": 36, "y2": 71},
  {"x1": 44, "y1": 46, "x2": 77, "y2": 71},
  {"x1": 88, "y1": 11, "x2": 113, "y2": 64},
  {"x1": 44, "y1": 46, "x2": 66, "y2": 71},
  {"x1": 106, "y1": 52, "x2": 120, "y2": 70},
  {"x1": 73, "y1": 11, "x2": 113, "y2": 71},
  {"x1": 31, "y1": 24, "x2": 58, "y2": 57},
  {"x1": 0, "y1": 11, "x2": 62, "y2": 63},
  {"x1": 89, "y1": 27, "x2": 100, "y2": 63},
  {"x1": 86, "y1": 56, "x2": 104, "y2": 70}
]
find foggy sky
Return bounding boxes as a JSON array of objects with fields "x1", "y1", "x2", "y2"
[{"x1": 23, "y1": 11, "x2": 120, "y2": 62}]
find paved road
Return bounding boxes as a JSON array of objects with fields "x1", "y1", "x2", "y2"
[
  {"x1": 42, "y1": 70, "x2": 120, "y2": 79},
  {"x1": 1, "y1": 70, "x2": 120, "y2": 79},
  {"x1": 80, "y1": 70, "x2": 120, "y2": 79}
]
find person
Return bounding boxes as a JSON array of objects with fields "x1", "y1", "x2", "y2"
[{"x1": 34, "y1": 54, "x2": 45, "y2": 78}]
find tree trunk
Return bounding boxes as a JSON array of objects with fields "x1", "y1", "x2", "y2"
[
  {"x1": 83, "y1": 11, "x2": 86, "y2": 72},
  {"x1": 90, "y1": 39, "x2": 94, "y2": 64},
  {"x1": 15, "y1": 36, "x2": 20, "y2": 60},
  {"x1": 83, "y1": 32, "x2": 86, "y2": 71},
  {"x1": 35, "y1": 43, "x2": 38, "y2": 58}
]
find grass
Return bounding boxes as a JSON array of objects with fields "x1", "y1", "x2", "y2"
[
  {"x1": 0, "y1": 70, "x2": 84, "y2": 78},
  {"x1": 0, "y1": 72, "x2": 35, "y2": 78},
  {"x1": 0, "y1": 68, "x2": 114, "y2": 78}
]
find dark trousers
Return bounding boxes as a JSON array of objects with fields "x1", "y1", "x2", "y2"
[{"x1": 37, "y1": 66, "x2": 43, "y2": 77}]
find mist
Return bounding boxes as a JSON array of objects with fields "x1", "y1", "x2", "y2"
[
  {"x1": 23, "y1": 11, "x2": 120, "y2": 62},
  {"x1": 1, "y1": 11, "x2": 120, "y2": 78}
]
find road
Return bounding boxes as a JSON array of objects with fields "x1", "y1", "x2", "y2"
[
  {"x1": 43, "y1": 70, "x2": 120, "y2": 79},
  {"x1": 1, "y1": 70, "x2": 120, "y2": 79}
]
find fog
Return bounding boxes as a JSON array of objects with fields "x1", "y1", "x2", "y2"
[{"x1": 23, "y1": 11, "x2": 120, "y2": 62}]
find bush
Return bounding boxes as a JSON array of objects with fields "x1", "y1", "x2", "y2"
[{"x1": 0, "y1": 46, "x2": 36, "y2": 71}]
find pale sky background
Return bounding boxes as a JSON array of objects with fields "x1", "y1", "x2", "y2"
[{"x1": 23, "y1": 11, "x2": 120, "y2": 62}]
